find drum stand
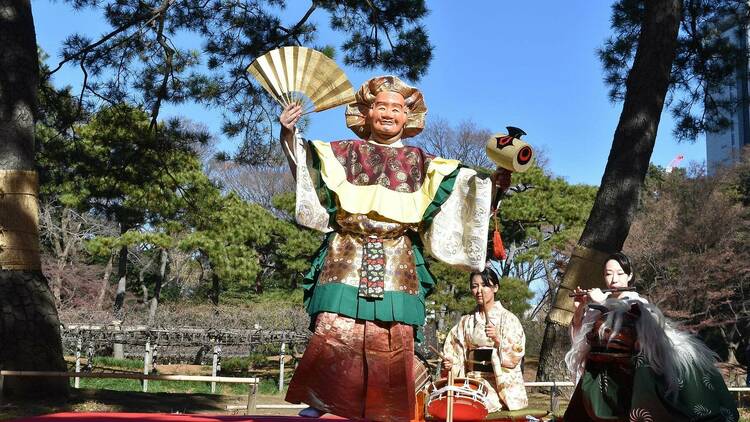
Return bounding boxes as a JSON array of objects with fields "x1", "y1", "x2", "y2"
[{"x1": 446, "y1": 370, "x2": 454, "y2": 422}]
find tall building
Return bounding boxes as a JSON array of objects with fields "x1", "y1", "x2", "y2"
[{"x1": 705, "y1": 14, "x2": 750, "y2": 175}]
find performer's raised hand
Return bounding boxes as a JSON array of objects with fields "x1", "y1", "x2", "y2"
[
  {"x1": 485, "y1": 324, "x2": 501, "y2": 347},
  {"x1": 572, "y1": 286, "x2": 588, "y2": 309},
  {"x1": 491, "y1": 167, "x2": 512, "y2": 192},
  {"x1": 442, "y1": 355, "x2": 454, "y2": 371},
  {"x1": 280, "y1": 104, "x2": 303, "y2": 132},
  {"x1": 588, "y1": 288, "x2": 609, "y2": 304}
]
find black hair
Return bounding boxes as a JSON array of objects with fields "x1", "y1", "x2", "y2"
[
  {"x1": 606, "y1": 252, "x2": 634, "y2": 277},
  {"x1": 469, "y1": 268, "x2": 499, "y2": 288}
]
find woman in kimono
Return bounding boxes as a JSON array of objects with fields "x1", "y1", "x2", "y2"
[
  {"x1": 279, "y1": 76, "x2": 505, "y2": 421},
  {"x1": 441, "y1": 269, "x2": 528, "y2": 412},
  {"x1": 564, "y1": 252, "x2": 739, "y2": 421}
]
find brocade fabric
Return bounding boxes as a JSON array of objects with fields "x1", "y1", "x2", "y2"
[
  {"x1": 285, "y1": 312, "x2": 415, "y2": 422},
  {"x1": 330, "y1": 140, "x2": 433, "y2": 192},
  {"x1": 292, "y1": 134, "x2": 491, "y2": 273},
  {"x1": 318, "y1": 211, "x2": 419, "y2": 296},
  {"x1": 422, "y1": 167, "x2": 492, "y2": 272}
]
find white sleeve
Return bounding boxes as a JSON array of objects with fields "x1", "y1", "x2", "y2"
[
  {"x1": 294, "y1": 135, "x2": 333, "y2": 233},
  {"x1": 421, "y1": 167, "x2": 492, "y2": 272}
]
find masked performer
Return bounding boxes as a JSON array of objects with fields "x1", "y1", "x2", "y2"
[
  {"x1": 279, "y1": 76, "x2": 504, "y2": 421},
  {"x1": 565, "y1": 252, "x2": 739, "y2": 421},
  {"x1": 441, "y1": 269, "x2": 528, "y2": 412}
]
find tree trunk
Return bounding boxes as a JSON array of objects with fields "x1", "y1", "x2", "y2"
[
  {"x1": 210, "y1": 272, "x2": 220, "y2": 306},
  {"x1": 535, "y1": 322, "x2": 573, "y2": 385},
  {"x1": 138, "y1": 256, "x2": 151, "y2": 304},
  {"x1": 254, "y1": 268, "x2": 264, "y2": 294},
  {"x1": 538, "y1": 0, "x2": 682, "y2": 382},
  {"x1": 52, "y1": 208, "x2": 70, "y2": 304},
  {"x1": 148, "y1": 248, "x2": 168, "y2": 325},
  {"x1": 51, "y1": 270, "x2": 62, "y2": 305},
  {"x1": 111, "y1": 231, "x2": 128, "y2": 359},
  {"x1": 96, "y1": 252, "x2": 115, "y2": 310},
  {"x1": 0, "y1": 0, "x2": 68, "y2": 397},
  {"x1": 112, "y1": 229, "x2": 128, "y2": 317}
]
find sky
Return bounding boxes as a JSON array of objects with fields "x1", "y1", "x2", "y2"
[{"x1": 31, "y1": 1, "x2": 707, "y2": 186}]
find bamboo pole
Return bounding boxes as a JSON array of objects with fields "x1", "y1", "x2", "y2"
[{"x1": 446, "y1": 369, "x2": 454, "y2": 422}]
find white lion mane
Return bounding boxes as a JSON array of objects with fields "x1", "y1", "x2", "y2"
[{"x1": 564, "y1": 298, "x2": 718, "y2": 401}]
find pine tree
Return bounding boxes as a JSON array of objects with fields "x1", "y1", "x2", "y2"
[
  {"x1": 538, "y1": 0, "x2": 684, "y2": 382},
  {"x1": 47, "y1": 0, "x2": 433, "y2": 164},
  {"x1": 0, "y1": 0, "x2": 69, "y2": 398}
]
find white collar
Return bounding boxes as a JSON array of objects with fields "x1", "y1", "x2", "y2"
[{"x1": 367, "y1": 139, "x2": 404, "y2": 148}]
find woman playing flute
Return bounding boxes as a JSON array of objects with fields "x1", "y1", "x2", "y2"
[{"x1": 564, "y1": 252, "x2": 738, "y2": 421}]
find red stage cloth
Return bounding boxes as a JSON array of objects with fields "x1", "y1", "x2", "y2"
[{"x1": 10, "y1": 413, "x2": 349, "y2": 422}]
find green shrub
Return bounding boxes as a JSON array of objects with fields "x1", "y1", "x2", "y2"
[{"x1": 91, "y1": 356, "x2": 144, "y2": 370}]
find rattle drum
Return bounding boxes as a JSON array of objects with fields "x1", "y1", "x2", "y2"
[
  {"x1": 485, "y1": 132, "x2": 534, "y2": 173},
  {"x1": 427, "y1": 377, "x2": 490, "y2": 421}
]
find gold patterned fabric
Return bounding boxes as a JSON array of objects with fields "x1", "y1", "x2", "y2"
[
  {"x1": 289, "y1": 133, "x2": 491, "y2": 275},
  {"x1": 318, "y1": 211, "x2": 420, "y2": 296}
]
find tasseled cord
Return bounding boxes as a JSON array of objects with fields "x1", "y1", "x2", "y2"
[{"x1": 492, "y1": 208, "x2": 506, "y2": 260}]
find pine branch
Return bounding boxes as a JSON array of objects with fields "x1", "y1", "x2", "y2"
[{"x1": 46, "y1": 0, "x2": 175, "y2": 77}]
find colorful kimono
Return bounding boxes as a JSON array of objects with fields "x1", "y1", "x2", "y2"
[
  {"x1": 284, "y1": 136, "x2": 492, "y2": 422},
  {"x1": 564, "y1": 299, "x2": 740, "y2": 422},
  {"x1": 442, "y1": 303, "x2": 528, "y2": 412}
]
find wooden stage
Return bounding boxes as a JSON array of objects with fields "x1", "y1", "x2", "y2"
[{"x1": 8, "y1": 412, "x2": 551, "y2": 421}]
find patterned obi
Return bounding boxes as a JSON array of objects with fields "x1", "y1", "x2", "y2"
[
  {"x1": 317, "y1": 210, "x2": 420, "y2": 299},
  {"x1": 467, "y1": 348, "x2": 494, "y2": 373}
]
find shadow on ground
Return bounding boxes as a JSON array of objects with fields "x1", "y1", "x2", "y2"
[{"x1": 0, "y1": 388, "x2": 233, "y2": 420}]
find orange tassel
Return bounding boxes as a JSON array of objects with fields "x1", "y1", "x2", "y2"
[{"x1": 492, "y1": 212, "x2": 506, "y2": 260}]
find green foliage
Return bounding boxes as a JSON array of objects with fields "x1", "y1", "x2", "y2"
[
  {"x1": 426, "y1": 260, "x2": 533, "y2": 319},
  {"x1": 91, "y1": 356, "x2": 145, "y2": 370},
  {"x1": 179, "y1": 193, "x2": 321, "y2": 295},
  {"x1": 50, "y1": 0, "x2": 433, "y2": 165},
  {"x1": 493, "y1": 164, "x2": 597, "y2": 290},
  {"x1": 496, "y1": 277, "x2": 534, "y2": 317},
  {"x1": 221, "y1": 355, "x2": 268, "y2": 375},
  {"x1": 500, "y1": 165, "x2": 597, "y2": 254},
  {"x1": 271, "y1": 191, "x2": 296, "y2": 219},
  {"x1": 426, "y1": 259, "x2": 473, "y2": 316},
  {"x1": 599, "y1": 0, "x2": 747, "y2": 140},
  {"x1": 39, "y1": 104, "x2": 212, "y2": 232}
]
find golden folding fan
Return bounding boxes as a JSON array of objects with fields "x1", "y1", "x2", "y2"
[{"x1": 247, "y1": 46, "x2": 356, "y2": 114}]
